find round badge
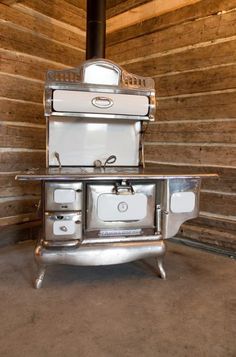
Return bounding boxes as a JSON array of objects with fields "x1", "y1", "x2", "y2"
[{"x1": 118, "y1": 201, "x2": 128, "y2": 212}]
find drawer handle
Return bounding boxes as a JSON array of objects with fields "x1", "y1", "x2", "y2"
[
  {"x1": 60, "y1": 226, "x2": 68, "y2": 232},
  {"x1": 91, "y1": 96, "x2": 113, "y2": 109}
]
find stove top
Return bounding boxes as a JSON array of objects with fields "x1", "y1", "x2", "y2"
[{"x1": 16, "y1": 166, "x2": 217, "y2": 181}]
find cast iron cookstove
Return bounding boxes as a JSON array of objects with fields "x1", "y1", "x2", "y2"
[{"x1": 16, "y1": 0, "x2": 216, "y2": 288}]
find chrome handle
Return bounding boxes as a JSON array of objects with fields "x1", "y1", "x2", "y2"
[
  {"x1": 114, "y1": 182, "x2": 134, "y2": 195},
  {"x1": 104, "y1": 155, "x2": 117, "y2": 168},
  {"x1": 91, "y1": 96, "x2": 114, "y2": 109},
  {"x1": 54, "y1": 152, "x2": 61, "y2": 169},
  {"x1": 156, "y1": 205, "x2": 161, "y2": 234},
  {"x1": 60, "y1": 226, "x2": 68, "y2": 232}
]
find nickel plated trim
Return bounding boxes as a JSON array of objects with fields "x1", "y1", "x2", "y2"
[
  {"x1": 45, "y1": 58, "x2": 156, "y2": 121},
  {"x1": 35, "y1": 240, "x2": 166, "y2": 267},
  {"x1": 16, "y1": 171, "x2": 218, "y2": 181},
  {"x1": 81, "y1": 235, "x2": 162, "y2": 244}
]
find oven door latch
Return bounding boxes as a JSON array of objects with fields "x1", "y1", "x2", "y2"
[
  {"x1": 156, "y1": 204, "x2": 162, "y2": 234},
  {"x1": 114, "y1": 180, "x2": 134, "y2": 195}
]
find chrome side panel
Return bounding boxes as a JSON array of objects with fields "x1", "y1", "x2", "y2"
[{"x1": 161, "y1": 178, "x2": 201, "y2": 239}]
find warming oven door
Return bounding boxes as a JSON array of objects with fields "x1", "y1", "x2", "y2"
[{"x1": 86, "y1": 182, "x2": 156, "y2": 236}]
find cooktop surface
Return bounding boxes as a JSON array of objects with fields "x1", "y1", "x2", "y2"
[{"x1": 15, "y1": 166, "x2": 217, "y2": 181}]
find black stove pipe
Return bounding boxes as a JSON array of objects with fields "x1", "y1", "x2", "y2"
[{"x1": 86, "y1": 0, "x2": 106, "y2": 60}]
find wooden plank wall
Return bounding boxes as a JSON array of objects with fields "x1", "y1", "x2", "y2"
[
  {"x1": 0, "y1": 0, "x2": 86, "y2": 240},
  {"x1": 107, "y1": 0, "x2": 236, "y2": 251}
]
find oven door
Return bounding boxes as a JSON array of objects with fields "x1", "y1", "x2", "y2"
[
  {"x1": 45, "y1": 182, "x2": 82, "y2": 211},
  {"x1": 86, "y1": 183, "x2": 156, "y2": 234},
  {"x1": 45, "y1": 212, "x2": 82, "y2": 240}
]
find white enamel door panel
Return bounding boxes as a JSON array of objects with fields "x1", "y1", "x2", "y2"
[
  {"x1": 53, "y1": 220, "x2": 75, "y2": 235},
  {"x1": 53, "y1": 90, "x2": 149, "y2": 116},
  {"x1": 45, "y1": 182, "x2": 82, "y2": 211},
  {"x1": 48, "y1": 119, "x2": 140, "y2": 166},
  {"x1": 45, "y1": 213, "x2": 82, "y2": 240},
  {"x1": 170, "y1": 192, "x2": 195, "y2": 213},
  {"x1": 54, "y1": 189, "x2": 75, "y2": 203},
  {"x1": 97, "y1": 193, "x2": 147, "y2": 221}
]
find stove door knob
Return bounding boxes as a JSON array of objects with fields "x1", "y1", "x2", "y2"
[
  {"x1": 60, "y1": 226, "x2": 68, "y2": 232},
  {"x1": 118, "y1": 201, "x2": 128, "y2": 212}
]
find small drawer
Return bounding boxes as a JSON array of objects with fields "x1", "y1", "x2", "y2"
[
  {"x1": 45, "y1": 182, "x2": 82, "y2": 211},
  {"x1": 45, "y1": 212, "x2": 82, "y2": 240}
]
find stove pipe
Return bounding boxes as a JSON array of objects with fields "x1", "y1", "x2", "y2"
[{"x1": 86, "y1": 0, "x2": 106, "y2": 60}]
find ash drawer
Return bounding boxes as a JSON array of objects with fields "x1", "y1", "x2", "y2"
[
  {"x1": 45, "y1": 212, "x2": 82, "y2": 240},
  {"x1": 45, "y1": 182, "x2": 82, "y2": 211}
]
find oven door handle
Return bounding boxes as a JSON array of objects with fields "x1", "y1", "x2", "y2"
[
  {"x1": 91, "y1": 96, "x2": 114, "y2": 109},
  {"x1": 114, "y1": 183, "x2": 134, "y2": 195}
]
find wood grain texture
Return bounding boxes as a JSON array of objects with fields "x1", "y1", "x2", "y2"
[
  {"x1": 0, "y1": 3, "x2": 86, "y2": 50},
  {"x1": 18, "y1": 0, "x2": 86, "y2": 31},
  {"x1": 0, "y1": 22, "x2": 85, "y2": 66},
  {"x1": 0, "y1": 124, "x2": 45, "y2": 149},
  {"x1": 179, "y1": 223, "x2": 236, "y2": 250},
  {"x1": 123, "y1": 39, "x2": 236, "y2": 77},
  {"x1": 107, "y1": 0, "x2": 202, "y2": 33},
  {"x1": 107, "y1": 0, "x2": 151, "y2": 19},
  {"x1": 0, "y1": 220, "x2": 41, "y2": 246},
  {"x1": 200, "y1": 191, "x2": 236, "y2": 217},
  {"x1": 202, "y1": 176, "x2": 236, "y2": 194},
  {"x1": 0, "y1": 49, "x2": 65, "y2": 81},
  {"x1": 107, "y1": 0, "x2": 236, "y2": 45},
  {"x1": 145, "y1": 144, "x2": 236, "y2": 167},
  {"x1": 0, "y1": 73, "x2": 43, "y2": 103},
  {"x1": 146, "y1": 120, "x2": 236, "y2": 144},
  {"x1": 0, "y1": 174, "x2": 41, "y2": 197},
  {"x1": 0, "y1": 0, "x2": 22, "y2": 4},
  {"x1": 0, "y1": 151, "x2": 45, "y2": 171},
  {"x1": 155, "y1": 64, "x2": 236, "y2": 97},
  {"x1": 0, "y1": 213, "x2": 39, "y2": 226},
  {"x1": 0, "y1": 196, "x2": 40, "y2": 218},
  {"x1": 0, "y1": 98, "x2": 44, "y2": 125},
  {"x1": 194, "y1": 215, "x2": 236, "y2": 232},
  {"x1": 107, "y1": 10, "x2": 236, "y2": 63},
  {"x1": 156, "y1": 92, "x2": 236, "y2": 121},
  {"x1": 63, "y1": 0, "x2": 86, "y2": 11}
]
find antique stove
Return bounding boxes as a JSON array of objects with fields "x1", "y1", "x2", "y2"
[{"x1": 16, "y1": 0, "x2": 215, "y2": 288}]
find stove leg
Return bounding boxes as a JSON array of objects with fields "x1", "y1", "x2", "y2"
[
  {"x1": 34, "y1": 264, "x2": 47, "y2": 289},
  {"x1": 156, "y1": 257, "x2": 166, "y2": 280}
]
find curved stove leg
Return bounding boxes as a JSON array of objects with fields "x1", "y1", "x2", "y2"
[
  {"x1": 34, "y1": 264, "x2": 47, "y2": 289},
  {"x1": 156, "y1": 257, "x2": 166, "y2": 280}
]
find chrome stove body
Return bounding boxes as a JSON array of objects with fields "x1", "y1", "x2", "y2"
[{"x1": 16, "y1": 59, "x2": 215, "y2": 288}]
